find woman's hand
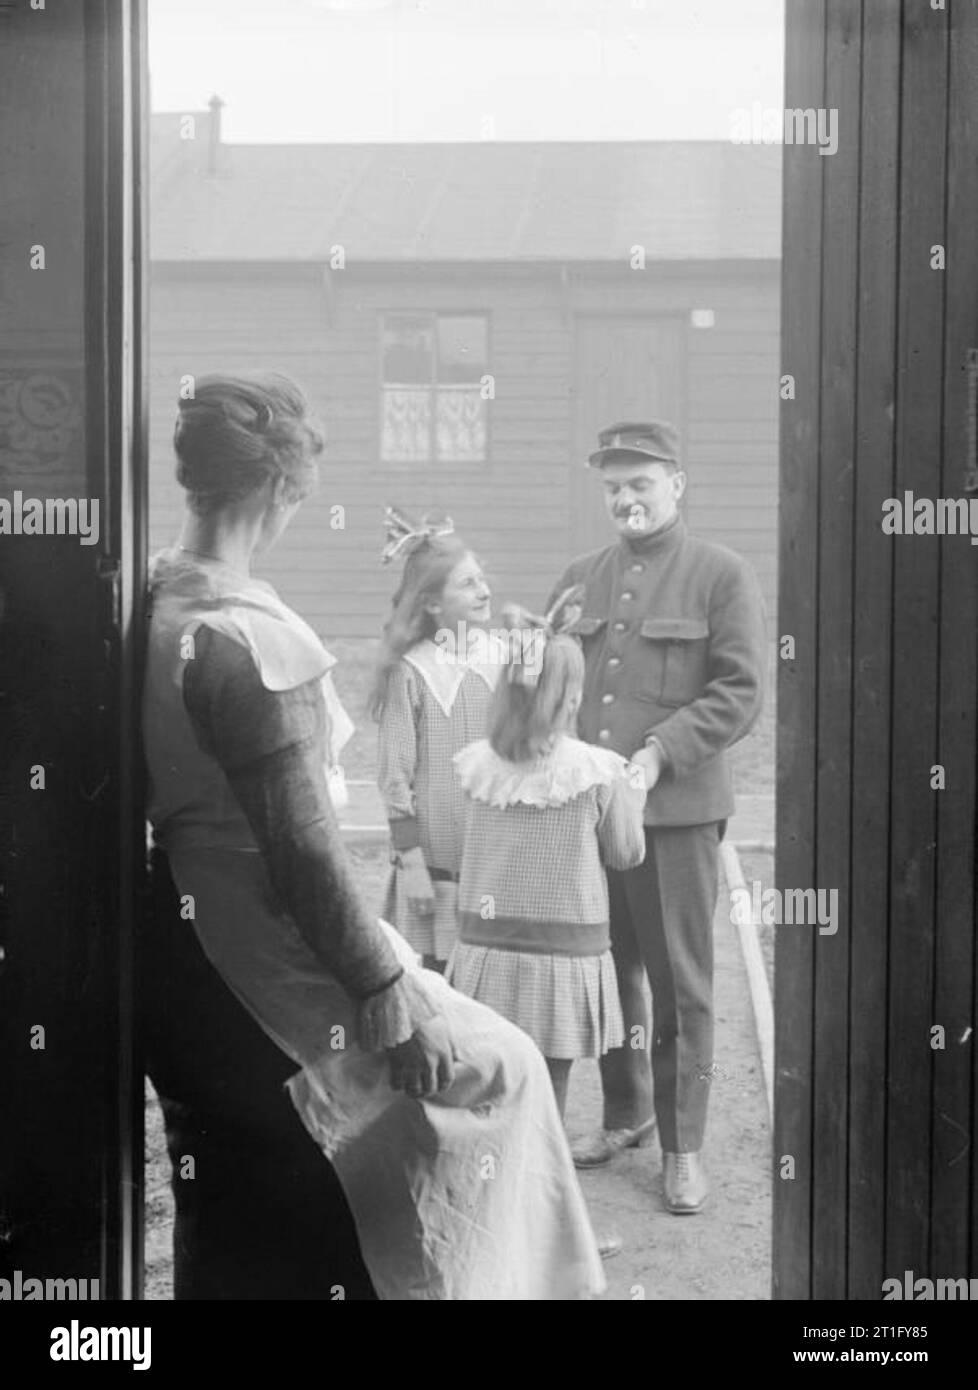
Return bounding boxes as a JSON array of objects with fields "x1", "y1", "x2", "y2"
[
  {"x1": 398, "y1": 846, "x2": 435, "y2": 918},
  {"x1": 355, "y1": 967, "x2": 457, "y2": 1097},
  {"x1": 387, "y1": 1015, "x2": 458, "y2": 1098}
]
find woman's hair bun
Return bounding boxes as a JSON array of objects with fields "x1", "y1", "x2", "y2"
[{"x1": 173, "y1": 371, "x2": 325, "y2": 515}]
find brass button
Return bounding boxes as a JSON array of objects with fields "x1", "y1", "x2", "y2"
[
  {"x1": 630, "y1": 563, "x2": 644, "y2": 573},
  {"x1": 598, "y1": 729, "x2": 611, "y2": 742},
  {"x1": 608, "y1": 657, "x2": 621, "y2": 668},
  {"x1": 613, "y1": 621, "x2": 626, "y2": 633},
  {"x1": 602, "y1": 693, "x2": 615, "y2": 705},
  {"x1": 621, "y1": 591, "x2": 634, "y2": 601}
]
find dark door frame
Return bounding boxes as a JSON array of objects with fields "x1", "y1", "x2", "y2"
[{"x1": 86, "y1": 0, "x2": 149, "y2": 1299}]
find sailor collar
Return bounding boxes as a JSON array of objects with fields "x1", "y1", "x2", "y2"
[{"x1": 403, "y1": 636, "x2": 503, "y2": 717}]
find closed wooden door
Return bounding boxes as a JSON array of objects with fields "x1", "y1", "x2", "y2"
[
  {"x1": 571, "y1": 316, "x2": 686, "y2": 554},
  {"x1": 776, "y1": 0, "x2": 978, "y2": 1299}
]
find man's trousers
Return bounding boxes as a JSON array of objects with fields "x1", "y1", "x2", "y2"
[{"x1": 600, "y1": 822, "x2": 723, "y2": 1153}]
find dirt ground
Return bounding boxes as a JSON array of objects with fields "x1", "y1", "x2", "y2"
[
  {"x1": 143, "y1": 846, "x2": 771, "y2": 1301},
  {"x1": 569, "y1": 860, "x2": 771, "y2": 1301}
]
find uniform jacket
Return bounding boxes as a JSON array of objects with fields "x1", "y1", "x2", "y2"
[{"x1": 548, "y1": 515, "x2": 766, "y2": 827}]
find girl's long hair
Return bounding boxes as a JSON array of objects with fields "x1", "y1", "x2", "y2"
[
  {"x1": 371, "y1": 534, "x2": 472, "y2": 718},
  {"x1": 488, "y1": 634, "x2": 584, "y2": 763}
]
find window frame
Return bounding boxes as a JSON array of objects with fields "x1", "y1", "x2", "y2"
[{"x1": 377, "y1": 308, "x2": 491, "y2": 466}]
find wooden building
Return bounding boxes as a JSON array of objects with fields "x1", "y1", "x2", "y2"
[{"x1": 149, "y1": 119, "x2": 781, "y2": 635}]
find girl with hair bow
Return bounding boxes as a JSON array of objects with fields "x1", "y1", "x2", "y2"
[
  {"x1": 372, "y1": 507, "x2": 502, "y2": 971},
  {"x1": 446, "y1": 588, "x2": 647, "y2": 1152}
]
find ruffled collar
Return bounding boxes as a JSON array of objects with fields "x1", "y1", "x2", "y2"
[
  {"x1": 403, "y1": 637, "x2": 502, "y2": 718},
  {"x1": 454, "y1": 735, "x2": 629, "y2": 809}
]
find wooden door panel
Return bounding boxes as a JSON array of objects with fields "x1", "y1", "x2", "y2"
[
  {"x1": 571, "y1": 317, "x2": 685, "y2": 554},
  {"x1": 777, "y1": 0, "x2": 978, "y2": 1298}
]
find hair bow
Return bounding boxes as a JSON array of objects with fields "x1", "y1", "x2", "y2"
[
  {"x1": 500, "y1": 583, "x2": 586, "y2": 688},
  {"x1": 381, "y1": 505, "x2": 455, "y2": 564},
  {"x1": 545, "y1": 583, "x2": 586, "y2": 636}
]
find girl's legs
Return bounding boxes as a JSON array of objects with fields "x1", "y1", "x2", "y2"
[{"x1": 545, "y1": 1057, "x2": 573, "y2": 1120}]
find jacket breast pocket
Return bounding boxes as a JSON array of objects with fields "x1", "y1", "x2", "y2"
[{"x1": 635, "y1": 617, "x2": 710, "y2": 708}]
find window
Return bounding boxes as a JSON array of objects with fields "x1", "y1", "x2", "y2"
[{"x1": 381, "y1": 313, "x2": 488, "y2": 462}]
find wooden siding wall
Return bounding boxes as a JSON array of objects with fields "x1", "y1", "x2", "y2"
[
  {"x1": 148, "y1": 263, "x2": 779, "y2": 638},
  {"x1": 776, "y1": 0, "x2": 978, "y2": 1298}
]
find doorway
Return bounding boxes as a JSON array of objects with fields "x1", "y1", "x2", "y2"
[{"x1": 139, "y1": 0, "x2": 778, "y2": 1302}]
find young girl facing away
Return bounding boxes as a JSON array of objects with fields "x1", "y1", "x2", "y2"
[
  {"x1": 373, "y1": 509, "x2": 502, "y2": 971},
  {"x1": 446, "y1": 597, "x2": 647, "y2": 1120}
]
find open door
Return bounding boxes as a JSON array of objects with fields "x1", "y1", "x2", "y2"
[{"x1": 0, "y1": 0, "x2": 147, "y2": 1300}]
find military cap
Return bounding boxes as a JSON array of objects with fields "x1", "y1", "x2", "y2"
[{"x1": 587, "y1": 419, "x2": 681, "y2": 469}]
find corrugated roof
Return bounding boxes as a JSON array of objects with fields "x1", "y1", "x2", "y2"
[{"x1": 150, "y1": 114, "x2": 781, "y2": 263}]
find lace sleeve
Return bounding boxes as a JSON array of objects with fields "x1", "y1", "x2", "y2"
[{"x1": 183, "y1": 624, "x2": 407, "y2": 1002}]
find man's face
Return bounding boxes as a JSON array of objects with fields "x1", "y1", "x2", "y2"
[{"x1": 600, "y1": 456, "x2": 686, "y2": 537}]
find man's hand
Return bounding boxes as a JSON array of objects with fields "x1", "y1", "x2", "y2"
[
  {"x1": 398, "y1": 845, "x2": 435, "y2": 918},
  {"x1": 387, "y1": 1015, "x2": 458, "y2": 1098},
  {"x1": 629, "y1": 742, "x2": 665, "y2": 795}
]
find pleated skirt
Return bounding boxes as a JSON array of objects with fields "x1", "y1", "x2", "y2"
[{"x1": 445, "y1": 943, "x2": 624, "y2": 1060}]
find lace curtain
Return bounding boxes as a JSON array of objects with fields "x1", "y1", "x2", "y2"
[{"x1": 383, "y1": 386, "x2": 485, "y2": 462}]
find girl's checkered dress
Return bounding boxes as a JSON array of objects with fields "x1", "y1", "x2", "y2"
[
  {"x1": 378, "y1": 642, "x2": 498, "y2": 959},
  {"x1": 445, "y1": 736, "x2": 646, "y2": 1059}
]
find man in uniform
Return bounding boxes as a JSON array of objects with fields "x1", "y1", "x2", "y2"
[{"x1": 547, "y1": 420, "x2": 765, "y2": 1213}]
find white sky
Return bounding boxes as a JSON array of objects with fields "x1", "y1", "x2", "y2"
[{"x1": 148, "y1": 0, "x2": 785, "y2": 143}]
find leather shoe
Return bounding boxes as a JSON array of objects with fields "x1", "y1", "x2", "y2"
[
  {"x1": 571, "y1": 1117, "x2": 657, "y2": 1168},
  {"x1": 662, "y1": 1151, "x2": 708, "y2": 1214}
]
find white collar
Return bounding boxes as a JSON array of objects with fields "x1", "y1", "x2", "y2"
[
  {"x1": 403, "y1": 637, "x2": 502, "y2": 717},
  {"x1": 454, "y1": 735, "x2": 629, "y2": 808}
]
